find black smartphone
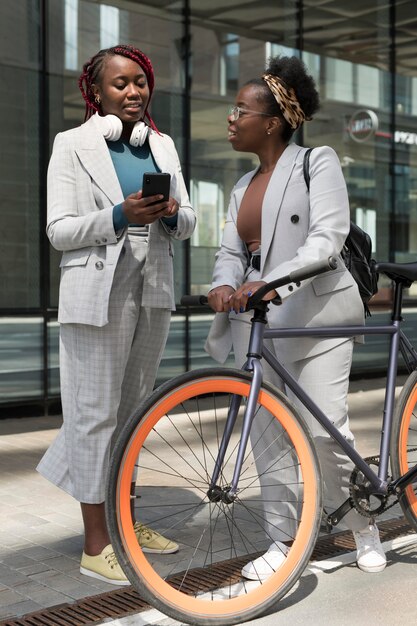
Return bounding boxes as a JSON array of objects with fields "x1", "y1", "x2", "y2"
[{"x1": 142, "y1": 172, "x2": 171, "y2": 205}]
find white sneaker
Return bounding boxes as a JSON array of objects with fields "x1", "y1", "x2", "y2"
[
  {"x1": 353, "y1": 524, "x2": 386, "y2": 573},
  {"x1": 241, "y1": 541, "x2": 289, "y2": 581}
]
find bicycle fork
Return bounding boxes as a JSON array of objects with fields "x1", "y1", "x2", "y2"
[{"x1": 207, "y1": 309, "x2": 267, "y2": 504}]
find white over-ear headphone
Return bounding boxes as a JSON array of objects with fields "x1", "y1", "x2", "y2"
[{"x1": 94, "y1": 113, "x2": 149, "y2": 147}]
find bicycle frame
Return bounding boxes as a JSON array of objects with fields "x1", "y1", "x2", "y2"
[{"x1": 209, "y1": 279, "x2": 417, "y2": 508}]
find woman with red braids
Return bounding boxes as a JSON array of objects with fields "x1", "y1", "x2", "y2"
[{"x1": 37, "y1": 45, "x2": 195, "y2": 585}]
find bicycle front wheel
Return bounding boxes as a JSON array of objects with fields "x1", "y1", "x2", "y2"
[
  {"x1": 391, "y1": 369, "x2": 417, "y2": 529},
  {"x1": 107, "y1": 368, "x2": 322, "y2": 626}
]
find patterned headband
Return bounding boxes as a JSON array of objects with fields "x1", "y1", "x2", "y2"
[{"x1": 262, "y1": 73, "x2": 309, "y2": 130}]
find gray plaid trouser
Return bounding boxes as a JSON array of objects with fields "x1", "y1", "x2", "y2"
[{"x1": 37, "y1": 234, "x2": 171, "y2": 503}]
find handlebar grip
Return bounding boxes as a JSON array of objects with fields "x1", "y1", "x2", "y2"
[
  {"x1": 288, "y1": 256, "x2": 338, "y2": 284},
  {"x1": 181, "y1": 295, "x2": 209, "y2": 306}
]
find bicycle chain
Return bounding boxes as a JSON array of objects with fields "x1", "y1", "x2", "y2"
[{"x1": 349, "y1": 446, "x2": 417, "y2": 517}]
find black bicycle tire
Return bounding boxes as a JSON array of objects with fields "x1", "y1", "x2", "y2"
[
  {"x1": 106, "y1": 367, "x2": 322, "y2": 626},
  {"x1": 390, "y1": 369, "x2": 417, "y2": 530}
]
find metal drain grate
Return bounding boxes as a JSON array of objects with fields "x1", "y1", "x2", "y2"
[
  {"x1": 311, "y1": 515, "x2": 413, "y2": 560},
  {"x1": 0, "y1": 588, "x2": 149, "y2": 626},
  {"x1": 1, "y1": 517, "x2": 415, "y2": 626}
]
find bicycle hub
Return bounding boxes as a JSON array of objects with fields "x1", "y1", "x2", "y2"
[{"x1": 207, "y1": 485, "x2": 238, "y2": 504}]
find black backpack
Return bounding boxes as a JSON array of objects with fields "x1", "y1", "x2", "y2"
[{"x1": 303, "y1": 148, "x2": 378, "y2": 317}]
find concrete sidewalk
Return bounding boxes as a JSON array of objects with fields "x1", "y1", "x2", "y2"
[{"x1": 0, "y1": 377, "x2": 415, "y2": 623}]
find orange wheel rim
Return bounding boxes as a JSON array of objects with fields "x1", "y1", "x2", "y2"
[
  {"x1": 398, "y1": 383, "x2": 417, "y2": 510},
  {"x1": 115, "y1": 377, "x2": 319, "y2": 618}
]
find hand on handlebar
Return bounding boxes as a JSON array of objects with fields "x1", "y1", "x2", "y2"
[
  {"x1": 228, "y1": 281, "x2": 278, "y2": 313},
  {"x1": 207, "y1": 286, "x2": 235, "y2": 312}
]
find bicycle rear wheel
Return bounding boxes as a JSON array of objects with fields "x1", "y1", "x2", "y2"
[
  {"x1": 391, "y1": 369, "x2": 417, "y2": 530},
  {"x1": 106, "y1": 368, "x2": 322, "y2": 626}
]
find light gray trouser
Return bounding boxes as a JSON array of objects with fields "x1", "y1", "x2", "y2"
[
  {"x1": 37, "y1": 234, "x2": 171, "y2": 503},
  {"x1": 230, "y1": 312, "x2": 368, "y2": 539}
]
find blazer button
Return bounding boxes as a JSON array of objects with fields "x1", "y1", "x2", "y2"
[
  {"x1": 291, "y1": 215, "x2": 299, "y2": 223},
  {"x1": 95, "y1": 261, "x2": 104, "y2": 270},
  {"x1": 102, "y1": 237, "x2": 107, "y2": 243},
  {"x1": 95, "y1": 239, "x2": 101, "y2": 244}
]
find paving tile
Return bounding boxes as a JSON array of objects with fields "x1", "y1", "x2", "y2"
[
  {"x1": 0, "y1": 553, "x2": 38, "y2": 569},
  {"x1": 0, "y1": 587, "x2": 27, "y2": 606},
  {"x1": 0, "y1": 599, "x2": 43, "y2": 619},
  {"x1": 40, "y1": 512, "x2": 83, "y2": 531},
  {"x1": 5, "y1": 545, "x2": 59, "y2": 561},
  {"x1": 35, "y1": 554, "x2": 79, "y2": 572},
  {"x1": 29, "y1": 571, "x2": 86, "y2": 595},
  {"x1": 14, "y1": 561, "x2": 52, "y2": 576},
  {"x1": 9, "y1": 512, "x2": 50, "y2": 528},
  {"x1": 11, "y1": 579, "x2": 72, "y2": 605},
  {"x1": 0, "y1": 536, "x2": 34, "y2": 551},
  {"x1": 25, "y1": 568, "x2": 61, "y2": 584},
  {"x1": 57, "y1": 536, "x2": 84, "y2": 552},
  {"x1": 23, "y1": 587, "x2": 72, "y2": 607},
  {"x1": 0, "y1": 565, "x2": 28, "y2": 587},
  {"x1": 52, "y1": 581, "x2": 99, "y2": 601}
]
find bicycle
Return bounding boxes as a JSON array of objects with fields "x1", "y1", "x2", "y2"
[{"x1": 106, "y1": 256, "x2": 417, "y2": 626}]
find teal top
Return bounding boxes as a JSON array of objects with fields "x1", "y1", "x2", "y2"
[{"x1": 107, "y1": 138, "x2": 177, "y2": 230}]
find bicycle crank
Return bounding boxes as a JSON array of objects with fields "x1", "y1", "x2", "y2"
[{"x1": 349, "y1": 455, "x2": 389, "y2": 517}]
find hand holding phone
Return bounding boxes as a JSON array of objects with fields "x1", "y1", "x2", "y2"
[
  {"x1": 142, "y1": 172, "x2": 171, "y2": 206},
  {"x1": 121, "y1": 172, "x2": 173, "y2": 224}
]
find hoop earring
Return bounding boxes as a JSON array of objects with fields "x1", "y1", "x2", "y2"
[{"x1": 95, "y1": 95, "x2": 101, "y2": 104}]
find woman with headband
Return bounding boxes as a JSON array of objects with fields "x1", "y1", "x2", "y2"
[
  {"x1": 206, "y1": 56, "x2": 386, "y2": 579},
  {"x1": 37, "y1": 44, "x2": 195, "y2": 585}
]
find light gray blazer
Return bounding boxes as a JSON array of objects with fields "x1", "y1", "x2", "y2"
[
  {"x1": 47, "y1": 114, "x2": 196, "y2": 326},
  {"x1": 205, "y1": 143, "x2": 364, "y2": 364}
]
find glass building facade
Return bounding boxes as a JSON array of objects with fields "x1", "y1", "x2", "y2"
[{"x1": 1, "y1": 0, "x2": 417, "y2": 410}]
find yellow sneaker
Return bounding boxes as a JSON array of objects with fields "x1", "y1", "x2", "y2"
[
  {"x1": 80, "y1": 544, "x2": 130, "y2": 585},
  {"x1": 134, "y1": 522, "x2": 179, "y2": 554}
]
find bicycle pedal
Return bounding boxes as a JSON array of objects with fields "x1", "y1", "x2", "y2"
[
  {"x1": 320, "y1": 510, "x2": 333, "y2": 533},
  {"x1": 320, "y1": 518, "x2": 333, "y2": 534}
]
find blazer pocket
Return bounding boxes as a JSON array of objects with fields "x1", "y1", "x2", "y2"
[
  {"x1": 312, "y1": 268, "x2": 352, "y2": 296},
  {"x1": 59, "y1": 249, "x2": 92, "y2": 268}
]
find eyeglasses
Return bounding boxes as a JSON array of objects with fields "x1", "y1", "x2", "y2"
[{"x1": 228, "y1": 106, "x2": 272, "y2": 122}]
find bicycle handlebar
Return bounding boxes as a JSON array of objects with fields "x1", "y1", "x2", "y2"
[
  {"x1": 180, "y1": 256, "x2": 338, "y2": 308},
  {"x1": 251, "y1": 255, "x2": 338, "y2": 303},
  {"x1": 181, "y1": 294, "x2": 209, "y2": 306}
]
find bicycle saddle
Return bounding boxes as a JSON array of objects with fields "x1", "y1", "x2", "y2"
[{"x1": 374, "y1": 261, "x2": 417, "y2": 284}]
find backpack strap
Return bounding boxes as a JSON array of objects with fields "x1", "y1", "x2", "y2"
[{"x1": 303, "y1": 147, "x2": 313, "y2": 191}]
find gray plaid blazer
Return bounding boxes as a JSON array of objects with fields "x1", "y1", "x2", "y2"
[{"x1": 47, "y1": 115, "x2": 196, "y2": 325}]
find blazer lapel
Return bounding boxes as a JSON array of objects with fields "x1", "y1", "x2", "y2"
[
  {"x1": 233, "y1": 169, "x2": 258, "y2": 223},
  {"x1": 148, "y1": 132, "x2": 168, "y2": 172},
  {"x1": 261, "y1": 143, "x2": 302, "y2": 267},
  {"x1": 75, "y1": 116, "x2": 124, "y2": 206}
]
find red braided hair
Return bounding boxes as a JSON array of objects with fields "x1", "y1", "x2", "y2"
[{"x1": 78, "y1": 44, "x2": 158, "y2": 132}]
